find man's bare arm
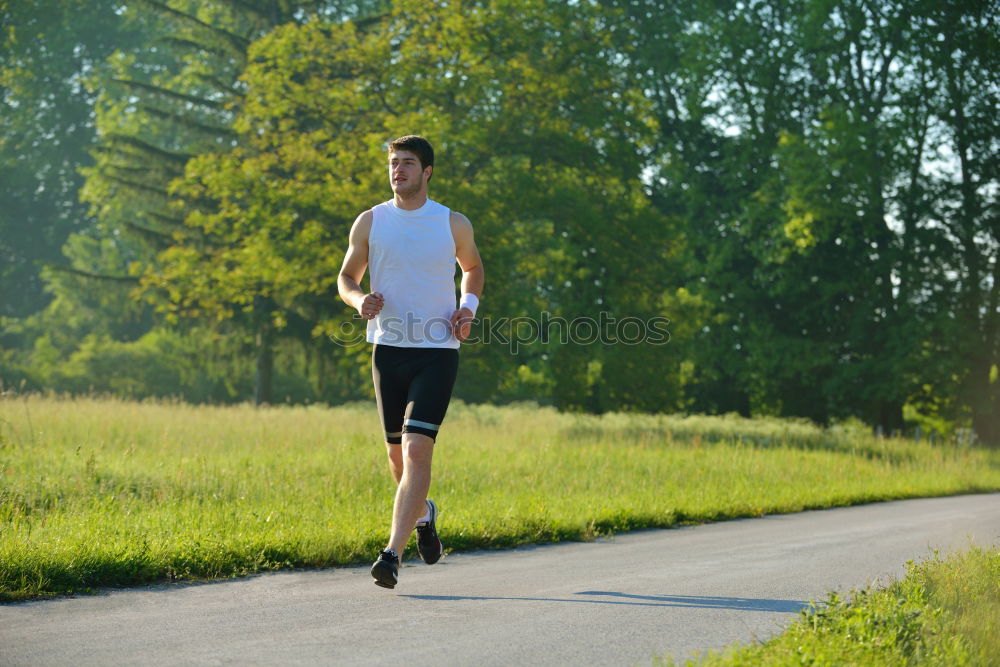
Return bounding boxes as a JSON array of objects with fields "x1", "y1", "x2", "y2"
[
  {"x1": 450, "y1": 211, "x2": 484, "y2": 341},
  {"x1": 451, "y1": 212, "x2": 484, "y2": 298},
  {"x1": 338, "y1": 211, "x2": 384, "y2": 319}
]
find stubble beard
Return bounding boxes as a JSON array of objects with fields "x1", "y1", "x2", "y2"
[{"x1": 393, "y1": 178, "x2": 424, "y2": 199}]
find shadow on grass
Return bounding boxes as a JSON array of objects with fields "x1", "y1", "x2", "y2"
[
  {"x1": 400, "y1": 590, "x2": 810, "y2": 613},
  {"x1": 558, "y1": 423, "x2": 938, "y2": 464}
]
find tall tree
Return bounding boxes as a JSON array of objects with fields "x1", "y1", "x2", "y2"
[
  {"x1": 75, "y1": 0, "x2": 387, "y2": 403},
  {"x1": 610, "y1": 0, "x2": 997, "y2": 439},
  {"x1": 0, "y1": 1, "x2": 142, "y2": 317},
  {"x1": 913, "y1": 0, "x2": 999, "y2": 443},
  {"x1": 145, "y1": 0, "x2": 672, "y2": 410}
]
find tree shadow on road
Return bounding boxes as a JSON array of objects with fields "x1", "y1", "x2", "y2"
[{"x1": 400, "y1": 591, "x2": 810, "y2": 612}]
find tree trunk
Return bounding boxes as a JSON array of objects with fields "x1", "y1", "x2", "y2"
[
  {"x1": 254, "y1": 322, "x2": 273, "y2": 406},
  {"x1": 315, "y1": 343, "x2": 326, "y2": 401},
  {"x1": 877, "y1": 400, "x2": 904, "y2": 435},
  {"x1": 968, "y1": 359, "x2": 998, "y2": 447}
]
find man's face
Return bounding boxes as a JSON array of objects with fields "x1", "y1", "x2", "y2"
[{"x1": 388, "y1": 150, "x2": 431, "y2": 195}]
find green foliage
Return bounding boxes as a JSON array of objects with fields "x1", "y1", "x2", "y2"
[
  {"x1": 2, "y1": 395, "x2": 999, "y2": 601},
  {"x1": 3, "y1": 0, "x2": 997, "y2": 437},
  {"x1": 610, "y1": 0, "x2": 998, "y2": 438},
  {"x1": 144, "y1": 1, "x2": 675, "y2": 409},
  {"x1": 0, "y1": 1, "x2": 145, "y2": 317},
  {"x1": 0, "y1": 319, "x2": 358, "y2": 405},
  {"x1": 683, "y1": 546, "x2": 1000, "y2": 666}
]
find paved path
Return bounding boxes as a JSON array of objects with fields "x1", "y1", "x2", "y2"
[{"x1": 2, "y1": 493, "x2": 998, "y2": 666}]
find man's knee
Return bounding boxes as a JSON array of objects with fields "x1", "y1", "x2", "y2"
[{"x1": 402, "y1": 433, "x2": 434, "y2": 466}]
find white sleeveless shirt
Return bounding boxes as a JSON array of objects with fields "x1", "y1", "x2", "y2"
[{"x1": 366, "y1": 198, "x2": 460, "y2": 349}]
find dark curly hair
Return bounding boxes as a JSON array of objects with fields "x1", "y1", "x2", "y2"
[{"x1": 388, "y1": 135, "x2": 434, "y2": 173}]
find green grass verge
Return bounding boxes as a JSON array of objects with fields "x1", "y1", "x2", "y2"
[
  {"x1": 675, "y1": 545, "x2": 1000, "y2": 666},
  {"x1": 2, "y1": 395, "x2": 999, "y2": 601}
]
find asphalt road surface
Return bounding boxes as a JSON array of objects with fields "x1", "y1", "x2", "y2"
[{"x1": 3, "y1": 493, "x2": 998, "y2": 666}]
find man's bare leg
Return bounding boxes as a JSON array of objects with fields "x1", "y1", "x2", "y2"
[
  {"x1": 385, "y1": 442, "x2": 403, "y2": 485},
  {"x1": 385, "y1": 433, "x2": 434, "y2": 557}
]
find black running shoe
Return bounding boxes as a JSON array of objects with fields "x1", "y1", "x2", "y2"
[
  {"x1": 416, "y1": 499, "x2": 443, "y2": 565},
  {"x1": 370, "y1": 549, "x2": 399, "y2": 589}
]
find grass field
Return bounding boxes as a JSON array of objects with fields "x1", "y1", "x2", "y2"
[
  {"x1": 2, "y1": 394, "x2": 999, "y2": 601},
  {"x1": 677, "y1": 545, "x2": 1000, "y2": 666}
]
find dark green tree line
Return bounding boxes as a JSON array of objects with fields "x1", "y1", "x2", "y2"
[{"x1": 606, "y1": 0, "x2": 997, "y2": 438}]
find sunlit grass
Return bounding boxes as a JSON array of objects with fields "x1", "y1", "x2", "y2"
[
  {"x1": 677, "y1": 545, "x2": 1000, "y2": 666},
  {"x1": 2, "y1": 394, "x2": 999, "y2": 601}
]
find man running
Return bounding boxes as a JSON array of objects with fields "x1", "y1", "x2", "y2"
[{"x1": 337, "y1": 135, "x2": 485, "y2": 589}]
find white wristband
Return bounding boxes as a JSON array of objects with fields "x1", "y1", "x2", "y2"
[{"x1": 459, "y1": 293, "x2": 479, "y2": 317}]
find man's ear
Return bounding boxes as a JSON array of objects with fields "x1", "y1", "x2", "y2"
[{"x1": 424, "y1": 165, "x2": 433, "y2": 183}]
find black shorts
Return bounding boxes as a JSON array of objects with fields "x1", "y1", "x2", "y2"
[{"x1": 372, "y1": 344, "x2": 459, "y2": 444}]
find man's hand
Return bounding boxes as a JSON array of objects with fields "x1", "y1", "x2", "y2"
[
  {"x1": 450, "y1": 307, "x2": 475, "y2": 342},
  {"x1": 357, "y1": 292, "x2": 384, "y2": 320}
]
